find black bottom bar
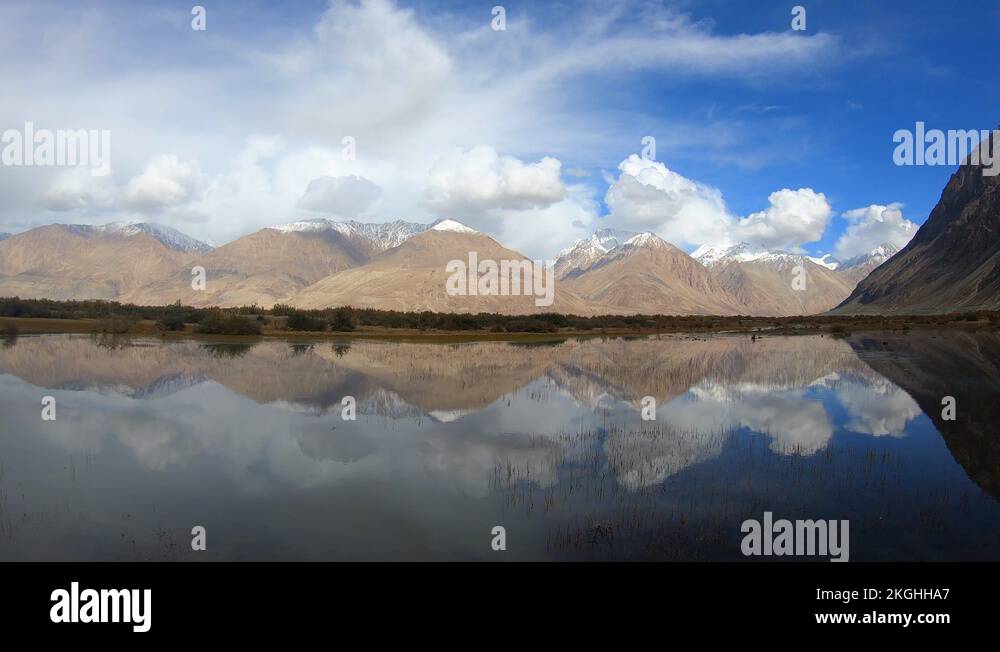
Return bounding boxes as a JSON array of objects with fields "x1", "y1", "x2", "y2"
[{"x1": 3, "y1": 562, "x2": 994, "y2": 639}]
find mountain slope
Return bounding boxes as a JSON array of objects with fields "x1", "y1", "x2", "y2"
[
  {"x1": 290, "y1": 220, "x2": 595, "y2": 314},
  {"x1": 834, "y1": 133, "x2": 1000, "y2": 314},
  {"x1": 554, "y1": 227, "x2": 638, "y2": 279},
  {"x1": 696, "y1": 243, "x2": 855, "y2": 316},
  {"x1": 849, "y1": 332, "x2": 1000, "y2": 498},
  {"x1": 0, "y1": 224, "x2": 201, "y2": 300},
  {"x1": 92, "y1": 221, "x2": 212, "y2": 253},
  {"x1": 562, "y1": 233, "x2": 746, "y2": 315},
  {"x1": 270, "y1": 218, "x2": 428, "y2": 257},
  {"x1": 836, "y1": 243, "x2": 899, "y2": 285},
  {"x1": 121, "y1": 226, "x2": 370, "y2": 307}
]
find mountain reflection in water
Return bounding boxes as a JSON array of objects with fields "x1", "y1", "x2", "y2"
[{"x1": 0, "y1": 332, "x2": 997, "y2": 560}]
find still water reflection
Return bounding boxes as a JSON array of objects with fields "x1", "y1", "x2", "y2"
[{"x1": 0, "y1": 332, "x2": 997, "y2": 560}]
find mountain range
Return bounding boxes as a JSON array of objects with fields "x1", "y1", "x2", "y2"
[
  {"x1": 0, "y1": 217, "x2": 899, "y2": 316},
  {"x1": 9, "y1": 147, "x2": 999, "y2": 318}
]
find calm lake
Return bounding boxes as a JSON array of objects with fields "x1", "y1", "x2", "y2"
[{"x1": 1, "y1": 331, "x2": 998, "y2": 561}]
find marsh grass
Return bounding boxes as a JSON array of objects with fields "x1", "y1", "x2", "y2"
[{"x1": 487, "y1": 422, "x2": 970, "y2": 561}]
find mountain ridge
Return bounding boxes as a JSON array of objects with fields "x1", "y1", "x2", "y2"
[
  {"x1": 833, "y1": 129, "x2": 1000, "y2": 314},
  {"x1": 0, "y1": 217, "x2": 909, "y2": 316}
]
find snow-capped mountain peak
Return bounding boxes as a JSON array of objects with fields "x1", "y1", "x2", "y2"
[
  {"x1": 840, "y1": 243, "x2": 899, "y2": 270},
  {"x1": 430, "y1": 219, "x2": 477, "y2": 233},
  {"x1": 72, "y1": 221, "x2": 212, "y2": 252},
  {"x1": 694, "y1": 242, "x2": 831, "y2": 271},
  {"x1": 554, "y1": 227, "x2": 639, "y2": 278},
  {"x1": 694, "y1": 242, "x2": 776, "y2": 267},
  {"x1": 557, "y1": 227, "x2": 637, "y2": 258},
  {"x1": 865, "y1": 243, "x2": 899, "y2": 261},
  {"x1": 269, "y1": 218, "x2": 337, "y2": 234},
  {"x1": 332, "y1": 220, "x2": 429, "y2": 250},
  {"x1": 835, "y1": 242, "x2": 901, "y2": 284},
  {"x1": 268, "y1": 218, "x2": 429, "y2": 252},
  {"x1": 690, "y1": 243, "x2": 723, "y2": 262},
  {"x1": 621, "y1": 232, "x2": 668, "y2": 250}
]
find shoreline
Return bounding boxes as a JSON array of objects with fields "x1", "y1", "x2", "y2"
[{"x1": 2, "y1": 314, "x2": 995, "y2": 343}]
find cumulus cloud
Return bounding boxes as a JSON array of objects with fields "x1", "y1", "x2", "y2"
[
  {"x1": 604, "y1": 155, "x2": 831, "y2": 250},
  {"x1": 835, "y1": 374, "x2": 921, "y2": 437},
  {"x1": 0, "y1": 0, "x2": 855, "y2": 245},
  {"x1": 282, "y1": 0, "x2": 454, "y2": 139},
  {"x1": 424, "y1": 145, "x2": 566, "y2": 215},
  {"x1": 604, "y1": 155, "x2": 732, "y2": 246},
  {"x1": 490, "y1": 184, "x2": 600, "y2": 259},
  {"x1": 297, "y1": 175, "x2": 382, "y2": 216},
  {"x1": 835, "y1": 203, "x2": 918, "y2": 259},
  {"x1": 733, "y1": 188, "x2": 832, "y2": 251},
  {"x1": 119, "y1": 155, "x2": 202, "y2": 211}
]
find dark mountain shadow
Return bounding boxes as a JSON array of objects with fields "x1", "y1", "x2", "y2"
[{"x1": 849, "y1": 331, "x2": 1000, "y2": 499}]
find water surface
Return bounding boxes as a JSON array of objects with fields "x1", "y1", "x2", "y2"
[{"x1": 1, "y1": 331, "x2": 998, "y2": 560}]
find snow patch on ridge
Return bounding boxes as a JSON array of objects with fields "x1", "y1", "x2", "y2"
[
  {"x1": 268, "y1": 218, "x2": 429, "y2": 252},
  {"x1": 694, "y1": 242, "x2": 823, "y2": 270},
  {"x1": 623, "y1": 232, "x2": 661, "y2": 248},
  {"x1": 269, "y1": 218, "x2": 336, "y2": 234},
  {"x1": 59, "y1": 221, "x2": 212, "y2": 252},
  {"x1": 430, "y1": 219, "x2": 477, "y2": 233},
  {"x1": 839, "y1": 243, "x2": 899, "y2": 270},
  {"x1": 807, "y1": 254, "x2": 841, "y2": 270}
]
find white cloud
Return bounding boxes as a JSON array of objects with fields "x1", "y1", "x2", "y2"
[
  {"x1": 41, "y1": 168, "x2": 116, "y2": 211},
  {"x1": 835, "y1": 374, "x2": 920, "y2": 437},
  {"x1": 490, "y1": 184, "x2": 600, "y2": 259},
  {"x1": 835, "y1": 203, "x2": 918, "y2": 259},
  {"x1": 604, "y1": 155, "x2": 831, "y2": 251},
  {"x1": 279, "y1": 0, "x2": 454, "y2": 140},
  {"x1": 119, "y1": 154, "x2": 202, "y2": 211},
  {"x1": 0, "y1": 0, "x2": 854, "y2": 246},
  {"x1": 298, "y1": 175, "x2": 382, "y2": 216},
  {"x1": 424, "y1": 145, "x2": 566, "y2": 215},
  {"x1": 604, "y1": 155, "x2": 733, "y2": 247},
  {"x1": 733, "y1": 188, "x2": 832, "y2": 251}
]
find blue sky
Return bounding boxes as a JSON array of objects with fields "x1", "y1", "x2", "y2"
[{"x1": 1, "y1": 0, "x2": 998, "y2": 259}]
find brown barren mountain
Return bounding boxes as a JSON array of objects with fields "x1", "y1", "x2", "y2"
[
  {"x1": 834, "y1": 130, "x2": 1000, "y2": 314},
  {"x1": 850, "y1": 332, "x2": 1000, "y2": 498},
  {"x1": 0, "y1": 224, "x2": 196, "y2": 300},
  {"x1": 561, "y1": 233, "x2": 746, "y2": 315},
  {"x1": 711, "y1": 257, "x2": 854, "y2": 316},
  {"x1": 122, "y1": 228, "x2": 368, "y2": 308},
  {"x1": 290, "y1": 223, "x2": 595, "y2": 314}
]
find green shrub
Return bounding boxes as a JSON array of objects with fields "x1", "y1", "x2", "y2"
[
  {"x1": 286, "y1": 312, "x2": 326, "y2": 331},
  {"x1": 196, "y1": 312, "x2": 261, "y2": 335},
  {"x1": 157, "y1": 314, "x2": 187, "y2": 331},
  {"x1": 328, "y1": 307, "x2": 356, "y2": 332},
  {"x1": 271, "y1": 303, "x2": 297, "y2": 316}
]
